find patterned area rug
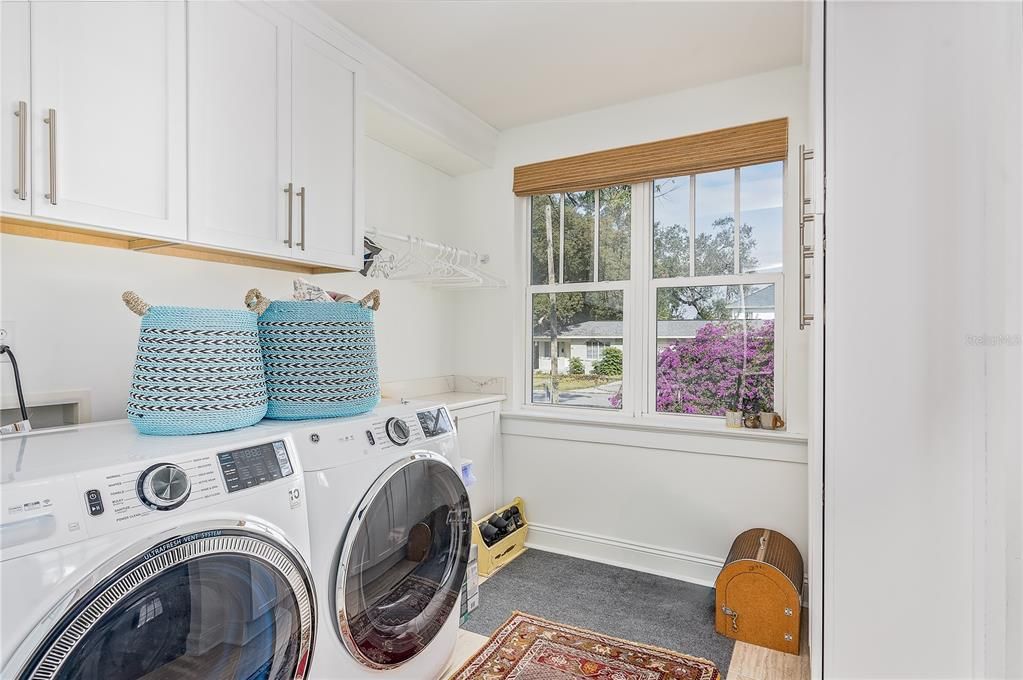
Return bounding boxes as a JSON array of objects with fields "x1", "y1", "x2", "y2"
[{"x1": 450, "y1": 611, "x2": 720, "y2": 680}]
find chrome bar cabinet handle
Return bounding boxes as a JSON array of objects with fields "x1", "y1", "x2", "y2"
[
  {"x1": 296, "y1": 186, "x2": 305, "y2": 250},
  {"x1": 44, "y1": 108, "x2": 56, "y2": 205},
  {"x1": 283, "y1": 182, "x2": 293, "y2": 247},
  {"x1": 13, "y1": 101, "x2": 27, "y2": 200}
]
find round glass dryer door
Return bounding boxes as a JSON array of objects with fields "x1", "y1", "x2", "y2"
[
  {"x1": 14, "y1": 527, "x2": 315, "y2": 680},
  {"x1": 336, "y1": 453, "x2": 471, "y2": 669}
]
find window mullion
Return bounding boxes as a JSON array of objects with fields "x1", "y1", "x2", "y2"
[
  {"x1": 559, "y1": 193, "x2": 565, "y2": 284},
  {"x1": 631, "y1": 181, "x2": 650, "y2": 419},
  {"x1": 593, "y1": 189, "x2": 600, "y2": 282},
  {"x1": 734, "y1": 167, "x2": 741, "y2": 274},
  {"x1": 689, "y1": 175, "x2": 696, "y2": 277}
]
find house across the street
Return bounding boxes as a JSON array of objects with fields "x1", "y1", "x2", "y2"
[
  {"x1": 533, "y1": 319, "x2": 709, "y2": 373},
  {"x1": 534, "y1": 285, "x2": 776, "y2": 373}
]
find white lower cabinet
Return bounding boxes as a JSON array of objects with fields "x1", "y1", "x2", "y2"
[
  {"x1": 452, "y1": 401, "x2": 503, "y2": 521},
  {"x1": 29, "y1": 0, "x2": 187, "y2": 239}
]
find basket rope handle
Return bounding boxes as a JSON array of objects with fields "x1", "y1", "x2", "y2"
[
  {"x1": 122, "y1": 291, "x2": 151, "y2": 317},
  {"x1": 359, "y1": 289, "x2": 381, "y2": 311},
  {"x1": 244, "y1": 288, "x2": 272, "y2": 316}
]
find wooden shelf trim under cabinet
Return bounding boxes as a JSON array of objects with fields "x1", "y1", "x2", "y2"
[{"x1": 0, "y1": 217, "x2": 348, "y2": 275}]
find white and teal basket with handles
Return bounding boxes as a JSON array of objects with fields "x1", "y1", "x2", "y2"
[
  {"x1": 123, "y1": 292, "x2": 268, "y2": 436},
  {"x1": 245, "y1": 288, "x2": 381, "y2": 420}
]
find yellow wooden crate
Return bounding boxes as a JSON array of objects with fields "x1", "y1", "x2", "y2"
[{"x1": 471, "y1": 496, "x2": 528, "y2": 577}]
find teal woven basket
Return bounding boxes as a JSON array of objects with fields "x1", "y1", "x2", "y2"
[
  {"x1": 123, "y1": 292, "x2": 268, "y2": 436},
  {"x1": 245, "y1": 288, "x2": 381, "y2": 420}
]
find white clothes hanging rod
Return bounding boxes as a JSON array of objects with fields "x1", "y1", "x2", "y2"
[{"x1": 365, "y1": 228, "x2": 490, "y2": 264}]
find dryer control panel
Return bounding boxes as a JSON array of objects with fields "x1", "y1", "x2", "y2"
[
  {"x1": 417, "y1": 407, "x2": 453, "y2": 438},
  {"x1": 369, "y1": 406, "x2": 454, "y2": 451}
]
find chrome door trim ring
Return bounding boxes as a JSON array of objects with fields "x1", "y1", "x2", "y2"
[
  {"x1": 5, "y1": 519, "x2": 316, "y2": 680},
  {"x1": 334, "y1": 451, "x2": 470, "y2": 670}
]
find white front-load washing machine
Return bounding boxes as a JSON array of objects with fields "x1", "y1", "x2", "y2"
[
  {"x1": 289, "y1": 400, "x2": 471, "y2": 680},
  {"x1": 1, "y1": 420, "x2": 317, "y2": 680}
]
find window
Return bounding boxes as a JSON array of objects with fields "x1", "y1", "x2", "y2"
[
  {"x1": 529, "y1": 186, "x2": 631, "y2": 410},
  {"x1": 526, "y1": 161, "x2": 784, "y2": 421},
  {"x1": 651, "y1": 161, "x2": 783, "y2": 417}
]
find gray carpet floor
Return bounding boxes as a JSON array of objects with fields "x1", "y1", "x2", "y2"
[{"x1": 461, "y1": 549, "x2": 734, "y2": 675}]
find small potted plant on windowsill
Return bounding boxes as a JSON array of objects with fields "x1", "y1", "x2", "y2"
[{"x1": 743, "y1": 394, "x2": 771, "y2": 429}]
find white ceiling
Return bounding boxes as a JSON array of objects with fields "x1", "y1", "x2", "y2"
[{"x1": 317, "y1": 1, "x2": 806, "y2": 131}]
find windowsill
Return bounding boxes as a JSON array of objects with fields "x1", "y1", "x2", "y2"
[
  {"x1": 500, "y1": 406, "x2": 808, "y2": 463},
  {"x1": 504, "y1": 406, "x2": 806, "y2": 440}
]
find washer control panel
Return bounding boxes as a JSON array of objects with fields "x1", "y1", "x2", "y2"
[
  {"x1": 137, "y1": 463, "x2": 191, "y2": 510},
  {"x1": 216, "y1": 440, "x2": 294, "y2": 493}
]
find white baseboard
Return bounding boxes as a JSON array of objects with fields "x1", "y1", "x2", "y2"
[
  {"x1": 525, "y1": 522, "x2": 810, "y2": 601},
  {"x1": 525, "y1": 523, "x2": 725, "y2": 588}
]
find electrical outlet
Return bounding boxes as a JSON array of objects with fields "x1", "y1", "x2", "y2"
[{"x1": 0, "y1": 320, "x2": 15, "y2": 348}]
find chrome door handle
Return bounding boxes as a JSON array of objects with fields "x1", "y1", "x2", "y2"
[
  {"x1": 44, "y1": 108, "x2": 56, "y2": 205},
  {"x1": 296, "y1": 186, "x2": 305, "y2": 250},
  {"x1": 798, "y1": 144, "x2": 815, "y2": 330},
  {"x1": 13, "y1": 101, "x2": 27, "y2": 200},
  {"x1": 799, "y1": 144, "x2": 814, "y2": 216},
  {"x1": 283, "y1": 182, "x2": 294, "y2": 247}
]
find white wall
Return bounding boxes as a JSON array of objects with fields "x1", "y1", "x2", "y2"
[
  {"x1": 0, "y1": 139, "x2": 458, "y2": 422},
  {"x1": 824, "y1": 3, "x2": 1022, "y2": 679},
  {"x1": 450, "y1": 66, "x2": 811, "y2": 582}
]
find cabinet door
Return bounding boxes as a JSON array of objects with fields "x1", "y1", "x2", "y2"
[
  {"x1": 2, "y1": 1, "x2": 30, "y2": 216},
  {"x1": 291, "y1": 24, "x2": 363, "y2": 269},
  {"x1": 455, "y1": 408, "x2": 500, "y2": 521},
  {"x1": 187, "y1": 0, "x2": 291, "y2": 257},
  {"x1": 30, "y1": 1, "x2": 186, "y2": 238}
]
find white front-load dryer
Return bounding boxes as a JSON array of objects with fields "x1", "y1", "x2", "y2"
[
  {"x1": 290, "y1": 401, "x2": 470, "y2": 680},
  {"x1": 1, "y1": 420, "x2": 317, "y2": 680}
]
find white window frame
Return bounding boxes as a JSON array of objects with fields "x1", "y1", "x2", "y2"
[
  {"x1": 585, "y1": 340, "x2": 607, "y2": 361},
  {"x1": 522, "y1": 165, "x2": 786, "y2": 426}
]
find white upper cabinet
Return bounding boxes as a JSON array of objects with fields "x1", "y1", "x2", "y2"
[
  {"x1": 2, "y1": 0, "x2": 363, "y2": 270},
  {"x1": 188, "y1": 6, "x2": 363, "y2": 268},
  {"x1": 187, "y1": 0, "x2": 292, "y2": 258},
  {"x1": 2, "y1": 1, "x2": 31, "y2": 217},
  {"x1": 291, "y1": 24, "x2": 363, "y2": 270},
  {"x1": 29, "y1": 1, "x2": 186, "y2": 239}
]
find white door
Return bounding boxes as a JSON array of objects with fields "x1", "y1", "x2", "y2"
[
  {"x1": 2, "y1": 1, "x2": 30, "y2": 217},
  {"x1": 30, "y1": 1, "x2": 186, "y2": 239},
  {"x1": 187, "y1": 0, "x2": 291, "y2": 257},
  {"x1": 290, "y1": 24, "x2": 363, "y2": 269}
]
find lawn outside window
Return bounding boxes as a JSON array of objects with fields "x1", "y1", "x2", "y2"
[{"x1": 524, "y1": 160, "x2": 785, "y2": 425}]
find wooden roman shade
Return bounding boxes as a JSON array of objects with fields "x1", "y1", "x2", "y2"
[{"x1": 513, "y1": 118, "x2": 788, "y2": 196}]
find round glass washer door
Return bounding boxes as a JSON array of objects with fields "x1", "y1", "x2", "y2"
[
  {"x1": 13, "y1": 525, "x2": 315, "y2": 680},
  {"x1": 335, "y1": 452, "x2": 471, "y2": 669}
]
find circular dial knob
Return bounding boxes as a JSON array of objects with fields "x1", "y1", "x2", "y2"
[
  {"x1": 385, "y1": 417, "x2": 411, "y2": 446},
  {"x1": 137, "y1": 463, "x2": 191, "y2": 511}
]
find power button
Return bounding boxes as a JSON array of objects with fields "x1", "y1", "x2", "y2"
[{"x1": 85, "y1": 489, "x2": 104, "y2": 516}]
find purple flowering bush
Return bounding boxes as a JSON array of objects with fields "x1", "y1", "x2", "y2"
[{"x1": 650, "y1": 320, "x2": 774, "y2": 415}]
